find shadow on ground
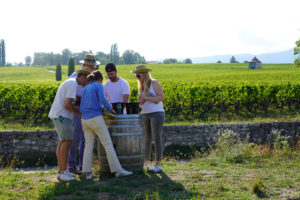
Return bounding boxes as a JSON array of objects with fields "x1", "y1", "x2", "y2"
[{"x1": 42, "y1": 170, "x2": 193, "y2": 200}]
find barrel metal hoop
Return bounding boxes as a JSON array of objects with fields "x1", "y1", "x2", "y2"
[
  {"x1": 99, "y1": 154, "x2": 144, "y2": 159},
  {"x1": 111, "y1": 131, "x2": 144, "y2": 136},
  {"x1": 116, "y1": 114, "x2": 141, "y2": 119},
  {"x1": 109, "y1": 124, "x2": 142, "y2": 128}
]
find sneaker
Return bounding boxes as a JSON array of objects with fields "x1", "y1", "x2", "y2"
[
  {"x1": 58, "y1": 171, "x2": 76, "y2": 182},
  {"x1": 148, "y1": 164, "x2": 162, "y2": 173},
  {"x1": 78, "y1": 166, "x2": 82, "y2": 174},
  {"x1": 65, "y1": 169, "x2": 76, "y2": 177},
  {"x1": 68, "y1": 167, "x2": 80, "y2": 175},
  {"x1": 115, "y1": 169, "x2": 133, "y2": 177},
  {"x1": 86, "y1": 173, "x2": 95, "y2": 180}
]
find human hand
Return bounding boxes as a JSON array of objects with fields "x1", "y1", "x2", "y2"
[
  {"x1": 139, "y1": 93, "x2": 148, "y2": 100},
  {"x1": 110, "y1": 109, "x2": 117, "y2": 115}
]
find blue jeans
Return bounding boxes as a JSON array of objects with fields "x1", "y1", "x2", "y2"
[{"x1": 68, "y1": 113, "x2": 85, "y2": 168}]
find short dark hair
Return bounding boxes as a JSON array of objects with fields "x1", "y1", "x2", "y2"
[
  {"x1": 105, "y1": 63, "x2": 117, "y2": 72},
  {"x1": 77, "y1": 73, "x2": 88, "y2": 78}
]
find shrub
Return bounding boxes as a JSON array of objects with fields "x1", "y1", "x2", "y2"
[{"x1": 211, "y1": 129, "x2": 254, "y2": 163}]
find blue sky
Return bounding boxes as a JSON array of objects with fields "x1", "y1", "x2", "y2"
[{"x1": 1, "y1": 0, "x2": 299, "y2": 64}]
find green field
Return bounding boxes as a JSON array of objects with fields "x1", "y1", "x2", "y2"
[
  {"x1": 1, "y1": 63, "x2": 300, "y2": 130},
  {"x1": 0, "y1": 63, "x2": 299, "y2": 83}
]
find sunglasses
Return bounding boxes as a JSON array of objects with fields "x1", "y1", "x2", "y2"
[{"x1": 136, "y1": 74, "x2": 142, "y2": 79}]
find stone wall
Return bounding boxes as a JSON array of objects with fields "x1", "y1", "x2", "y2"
[
  {"x1": 0, "y1": 121, "x2": 299, "y2": 159},
  {"x1": 162, "y1": 122, "x2": 300, "y2": 147}
]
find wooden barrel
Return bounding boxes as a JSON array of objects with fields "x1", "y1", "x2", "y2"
[{"x1": 97, "y1": 114, "x2": 145, "y2": 173}]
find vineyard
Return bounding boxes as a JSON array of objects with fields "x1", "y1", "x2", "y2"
[{"x1": 0, "y1": 63, "x2": 300, "y2": 126}]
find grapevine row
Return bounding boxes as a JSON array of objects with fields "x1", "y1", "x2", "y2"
[{"x1": 0, "y1": 81, "x2": 299, "y2": 123}]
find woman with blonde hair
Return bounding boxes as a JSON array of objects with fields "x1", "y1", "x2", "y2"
[
  {"x1": 80, "y1": 70, "x2": 133, "y2": 179},
  {"x1": 131, "y1": 65, "x2": 165, "y2": 173}
]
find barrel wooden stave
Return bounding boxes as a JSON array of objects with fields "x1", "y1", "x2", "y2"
[{"x1": 97, "y1": 114, "x2": 145, "y2": 173}]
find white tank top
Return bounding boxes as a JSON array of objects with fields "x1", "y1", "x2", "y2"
[{"x1": 141, "y1": 82, "x2": 164, "y2": 114}]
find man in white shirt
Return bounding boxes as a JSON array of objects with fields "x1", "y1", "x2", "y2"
[
  {"x1": 104, "y1": 63, "x2": 130, "y2": 104},
  {"x1": 48, "y1": 67, "x2": 91, "y2": 182}
]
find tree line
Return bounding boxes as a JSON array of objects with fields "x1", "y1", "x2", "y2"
[
  {"x1": 29, "y1": 43, "x2": 147, "y2": 66},
  {"x1": 3, "y1": 37, "x2": 300, "y2": 66}
]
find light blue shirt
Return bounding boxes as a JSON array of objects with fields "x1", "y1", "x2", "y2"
[{"x1": 80, "y1": 81, "x2": 112, "y2": 119}]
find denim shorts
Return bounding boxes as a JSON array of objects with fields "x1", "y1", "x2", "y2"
[{"x1": 52, "y1": 116, "x2": 73, "y2": 141}]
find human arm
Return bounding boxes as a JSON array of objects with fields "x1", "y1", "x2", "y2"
[
  {"x1": 64, "y1": 81, "x2": 81, "y2": 117},
  {"x1": 139, "y1": 80, "x2": 165, "y2": 102},
  {"x1": 64, "y1": 98, "x2": 81, "y2": 117},
  {"x1": 123, "y1": 94, "x2": 129, "y2": 103},
  {"x1": 138, "y1": 89, "x2": 146, "y2": 106},
  {"x1": 122, "y1": 80, "x2": 130, "y2": 103},
  {"x1": 97, "y1": 84, "x2": 113, "y2": 112}
]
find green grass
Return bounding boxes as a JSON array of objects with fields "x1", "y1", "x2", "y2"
[
  {"x1": 0, "y1": 63, "x2": 299, "y2": 83},
  {"x1": 1, "y1": 130, "x2": 299, "y2": 199},
  {"x1": 1, "y1": 150, "x2": 300, "y2": 200}
]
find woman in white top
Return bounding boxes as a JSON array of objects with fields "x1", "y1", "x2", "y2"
[{"x1": 131, "y1": 65, "x2": 165, "y2": 173}]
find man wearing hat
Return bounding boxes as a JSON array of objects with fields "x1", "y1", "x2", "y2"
[
  {"x1": 67, "y1": 54, "x2": 99, "y2": 175},
  {"x1": 104, "y1": 63, "x2": 130, "y2": 107},
  {"x1": 49, "y1": 66, "x2": 92, "y2": 182}
]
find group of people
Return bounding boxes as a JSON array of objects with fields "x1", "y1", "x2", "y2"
[{"x1": 48, "y1": 54, "x2": 165, "y2": 182}]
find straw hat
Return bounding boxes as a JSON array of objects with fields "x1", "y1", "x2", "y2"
[
  {"x1": 130, "y1": 65, "x2": 152, "y2": 73},
  {"x1": 75, "y1": 67, "x2": 93, "y2": 75},
  {"x1": 79, "y1": 54, "x2": 100, "y2": 66}
]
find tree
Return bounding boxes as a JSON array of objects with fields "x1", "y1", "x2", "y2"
[
  {"x1": 122, "y1": 50, "x2": 135, "y2": 64},
  {"x1": 95, "y1": 51, "x2": 109, "y2": 65},
  {"x1": 294, "y1": 38, "x2": 300, "y2": 67},
  {"x1": 68, "y1": 58, "x2": 75, "y2": 76},
  {"x1": 0, "y1": 39, "x2": 5, "y2": 66},
  {"x1": 217, "y1": 60, "x2": 222, "y2": 63},
  {"x1": 61, "y1": 49, "x2": 72, "y2": 65},
  {"x1": 109, "y1": 43, "x2": 120, "y2": 64},
  {"x1": 121, "y1": 50, "x2": 146, "y2": 64},
  {"x1": 133, "y1": 52, "x2": 146, "y2": 64},
  {"x1": 184, "y1": 58, "x2": 192, "y2": 64},
  {"x1": 25, "y1": 56, "x2": 32, "y2": 66},
  {"x1": 230, "y1": 56, "x2": 238, "y2": 63},
  {"x1": 163, "y1": 58, "x2": 177, "y2": 64},
  {"x1": 73, "y1": 51, "x2": 89, "y2": 65},
  {"x1": 56, "y1": 63, "x2": 62, "y2": 81}
]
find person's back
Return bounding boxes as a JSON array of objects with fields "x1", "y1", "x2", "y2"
[
  {"x1": 80, "y1": 81, "x2": 111, "y2": 119},
  {"x1": 48, "y1": 78, "x2": 78, "y2": 120}
]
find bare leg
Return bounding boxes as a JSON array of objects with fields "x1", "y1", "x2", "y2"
[
  {"x1": 56, "y1": 142, "x2": 63, "y2": 171},
  {"x1": 59, "y1": 140, "x2": 72, "y2": 172}
]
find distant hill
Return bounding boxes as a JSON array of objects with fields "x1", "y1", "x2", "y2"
[{"x1": 191, "y1": 49, "x2": 294, "y2": 64}]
